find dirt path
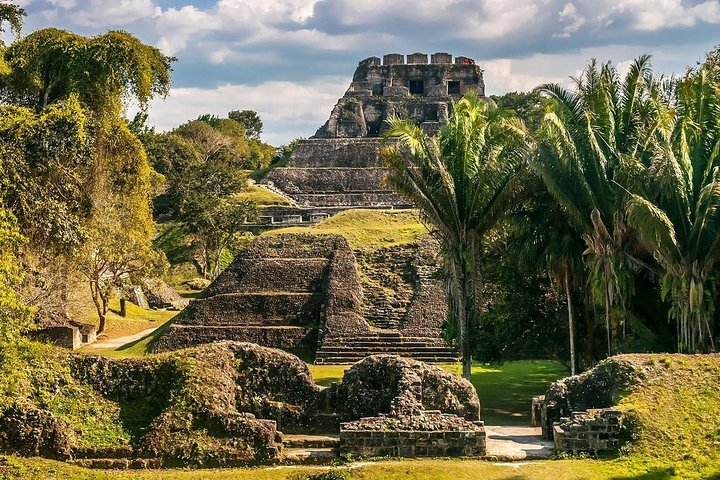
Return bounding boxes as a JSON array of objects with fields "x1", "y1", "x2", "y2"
[
  {"x1": 83, "y1": 327, "x2": 158, "y2": 351},
  {"x1": 484, "y1": 426, "x2": 554, "y2": 460}
]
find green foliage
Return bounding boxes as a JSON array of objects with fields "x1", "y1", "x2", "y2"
[
  {"x1": 0, "y1": 28, "x2": 173, "y2": 115},
  {"x1": 0, "y1": 95, "x2": 92, "y2": 253},
  {"x1": 534, "y1": 56, "x2": 662, "y2": 356},
  {"x1": 623, "y1": 66, "x2": 720, "y2": 352},
  {"x1": 167, "y1": 159, "x2": 257, "y2": 278},
  {"x1": 491, "y1": 90, "x2": 547, "y2": 131},
  {"x1": 473, "y1": 224, "x2": 564, "y2": 363},
  {"x1": 228, "y1": 109, "x2": 263, "y2": 139},
  {"x1": 0, "y1": 209, "x2": 32, "y2": 344},
  {"x1": 0, "y1": 3, "x2": 24, "y2": 40}
]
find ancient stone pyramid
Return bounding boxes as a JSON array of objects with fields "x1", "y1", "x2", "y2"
[
  {"x1": 258, "y1": 52, "x2": 485, "y2": 224},
  {"x1": 156, "y1": 53, "x2": 485, "y2": 362}
]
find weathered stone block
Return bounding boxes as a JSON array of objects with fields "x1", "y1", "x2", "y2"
[
  {"x1": 383, "y1": 53, "x2": 404, "y2": 65},
  {"x1": 431, "y1": 52, "x2": 452, "y2": 64},
  {"x1": 407, "y1": 53, "x2": 428, "y2": 64}
]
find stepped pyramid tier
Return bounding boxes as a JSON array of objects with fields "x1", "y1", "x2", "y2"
[
  {"x1": 257, "y1": 52, "x2": 485, "y2": 219},
  {"x1": 154, "y1": 233, "x2": 458, "y2": 363}
]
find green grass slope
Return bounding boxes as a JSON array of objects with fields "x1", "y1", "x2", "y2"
[{"x1": 266, "y1": 209, "x2": 427, "y2": 251}]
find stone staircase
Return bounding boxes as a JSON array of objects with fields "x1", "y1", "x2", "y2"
[
  {"x1": 281, "y1": 434, "x2": 339, "y2": 464},
  {"x1": 254, "y1": 179, "x2": 298, "y2": 207},
  {"x1": 315, "y1": 331, "x2": 459, "y2": 364}
]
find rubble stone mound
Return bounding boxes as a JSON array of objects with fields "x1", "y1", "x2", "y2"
[
  {"x1": 0, "y1": 405, "x2": 74, "y2": 459},
  {"x1": 329, "y1": 354, "x2": 480, "y2": 421}
]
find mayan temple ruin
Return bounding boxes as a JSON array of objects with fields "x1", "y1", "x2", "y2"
[
  {"x1": 155, "y1": 53, "x2": 486, "y2": 362},
  {"x1": 258, "y1": 51, "x2": 486, "y2": 224}
]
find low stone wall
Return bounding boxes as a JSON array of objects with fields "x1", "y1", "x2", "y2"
[
  {"x1": 339, "y1": 412, "x2": 486, "y2": 457},
  {"x1": 291, "y1": 192, "x2": 403, "y2": 207},
  {"x1": 30, "y1": 325, "x2": 81, "y2": 350},
  {"x1": 153, "y1": 325, "x2": 316, "y2": 352},
  {"x1": 552, "y1": 409, "x2": 624, "y2": 453}
]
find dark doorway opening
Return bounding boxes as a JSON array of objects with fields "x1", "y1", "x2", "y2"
[
  {"x1": 448, "y1": 81, "x2": 461, "y2": 95},
  {"x1": 409, "y1": 79, "x2": 424, "y2": 95}
]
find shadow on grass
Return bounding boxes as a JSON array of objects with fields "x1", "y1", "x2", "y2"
[
  {"x1": 114, "y1": 318, "x2": 175, "y2": 354},
  {"x1": 609, "y1": 468, "x2": 676, "y2": 480}
]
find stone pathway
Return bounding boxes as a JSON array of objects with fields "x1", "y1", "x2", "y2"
[
  {"x1": 484, "y1": 426, "x2": 554, "y2": 460},
  {"x1": 83, "y1": 327, "x2": 158, "y2": 351}
]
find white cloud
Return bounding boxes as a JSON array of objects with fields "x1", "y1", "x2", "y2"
[
  {"x1": 483, "y1": 58, "x2": 566, "y2": 94},
  {"x1": 140, "y1": 78, "x2": 347, "y2": 145},
  {"x1": 554, "y1": 2, "x2": 585, "y2": 38},
  {"x1": 65, "y1": 0, "x2": 157, "y2": 27},
  {"x1": 156, "y1": 6, "x2": 224, "y2": 56}
]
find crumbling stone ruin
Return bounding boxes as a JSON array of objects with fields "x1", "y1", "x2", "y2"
[
  {"x1": 154, "y1": 233, "x2": 457, "y2": 363},
  {"x1": 333, "y1": 355, "x2": 486, "y2": 458},
  {"x1": 534, "y1": 355, "x2": 651, "y2": 454},
  {"x1": 256, "y1": 53, "x2": 485, "y2": 225},
  {"x1": 0, "y1": 343, "x2": 485, "y2": 467}
]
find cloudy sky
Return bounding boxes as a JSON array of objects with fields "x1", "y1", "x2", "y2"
[{"x1": 12, "y1": 0, "x2": 720, "y2": 145}]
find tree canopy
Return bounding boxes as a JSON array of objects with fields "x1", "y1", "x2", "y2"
[{"x1": 0, "y1": 28, "x2": 173, "y2": 115}]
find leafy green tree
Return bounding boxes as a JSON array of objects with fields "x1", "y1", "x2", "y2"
[
  {"x1": 228, "y1": 109, "x2": 263, "y2": 139},
  {"x1": 512, "y1": 187, "x2": 585, "y2": 373},
  {"x1": 383, "y1": 95, "x2": 531, "y2": 379},
  {"x1": 623, "y1": 66, "x2": 720, "y2": 352},
  {"x1": 0, "y1": 23, "x2": 173, "y2": 327},
  {"x1": 75, "y1": 205, "x2": 166, "y2": 334},
  {"x1": 167, "y1": 160, "x2": 257, "y2": 278},
  {"x1": 491, "y1": 90, "x2": 547, "y2": 132},
  {"x1": 174, "y1": 118, "x2": 251, "y2": 165},
  {"x1": 144, "y1": 132, "x2": 203, "y2": 177},
  {"x1": 0, "y1": 28, "x2": 173, "y2": 115},
  {"x1": 0, "y1": 96, "x2": 93, "y2": 254}
]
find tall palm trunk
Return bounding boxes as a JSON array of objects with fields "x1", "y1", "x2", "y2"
[
  {"x1": 450, "y1": 255, "x2": 473, "y2": 380},
  {"x1": 564, "y1": 269, "x2": 576, "y2": 376}
]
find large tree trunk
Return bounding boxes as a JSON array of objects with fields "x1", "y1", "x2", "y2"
[
  {"x1": 564, "y1": 270, "x2": 576, "y2": 376},
  {"x1": 89, "y1": 280, "x2": 107, "y2": 335}
]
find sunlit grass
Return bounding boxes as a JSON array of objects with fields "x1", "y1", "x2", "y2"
[{"x1": 266, "y1": 209, "x2": 428, "y2": 251}]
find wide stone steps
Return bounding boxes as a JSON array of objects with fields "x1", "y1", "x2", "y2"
[
  {"x1": 316, "y1": 334, "x2": 458, "y2": 364},
  {"x1": 282, "y1": 434, "x2": 339, "y2": 449},
  {"x1": 281, "y1": 434, "x2": 339, "y2": 464},
  {"x1": 177, "y1": 292, "x2": 320, "y2": 327},
  {"x1": 315, "y1": 354, "x2": 458, "y2": 364}
]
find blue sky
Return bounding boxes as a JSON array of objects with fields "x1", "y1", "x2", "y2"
[{"x1": 11, "y1": 0, "x2": 720, "y2": 145}]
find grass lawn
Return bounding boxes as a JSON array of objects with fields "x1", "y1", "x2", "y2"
[
  {"x1": 68, "y1": 287, "x2": 177, "y2": 342},
  {"x1": 80, "y1": 318, "x2": 175, "y2": 358},
  {"x1": 0, "y1": 456, "x2": 636, "y2": 480},
  {"x1": 266, "y1": 209, "x2": 428, "y2": 251},
  {"x1": 309, "y1": 360, "x2": 568, "y2": 426},
  {"x1": 234, "y1": 184, "x2": 289, "y2": 205}
]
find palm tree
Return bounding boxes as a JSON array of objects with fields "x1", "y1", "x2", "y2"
[
  {"x1": 513, "y1": 189, "x2": 585, "y2": 374},
  {"x1": 382, "y1": 95, "x2": 531, "y2": 379},
  {"x1": 623, "y1": 67, "x2": 720, "y2": 352},
  {"x1": 534, "y1": 56, "x2": 661, "y2": 355}
]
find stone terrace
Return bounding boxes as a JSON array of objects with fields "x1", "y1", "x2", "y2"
[{"x1": 155, "y1": 233, "x2": 458, "y2": 363}]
